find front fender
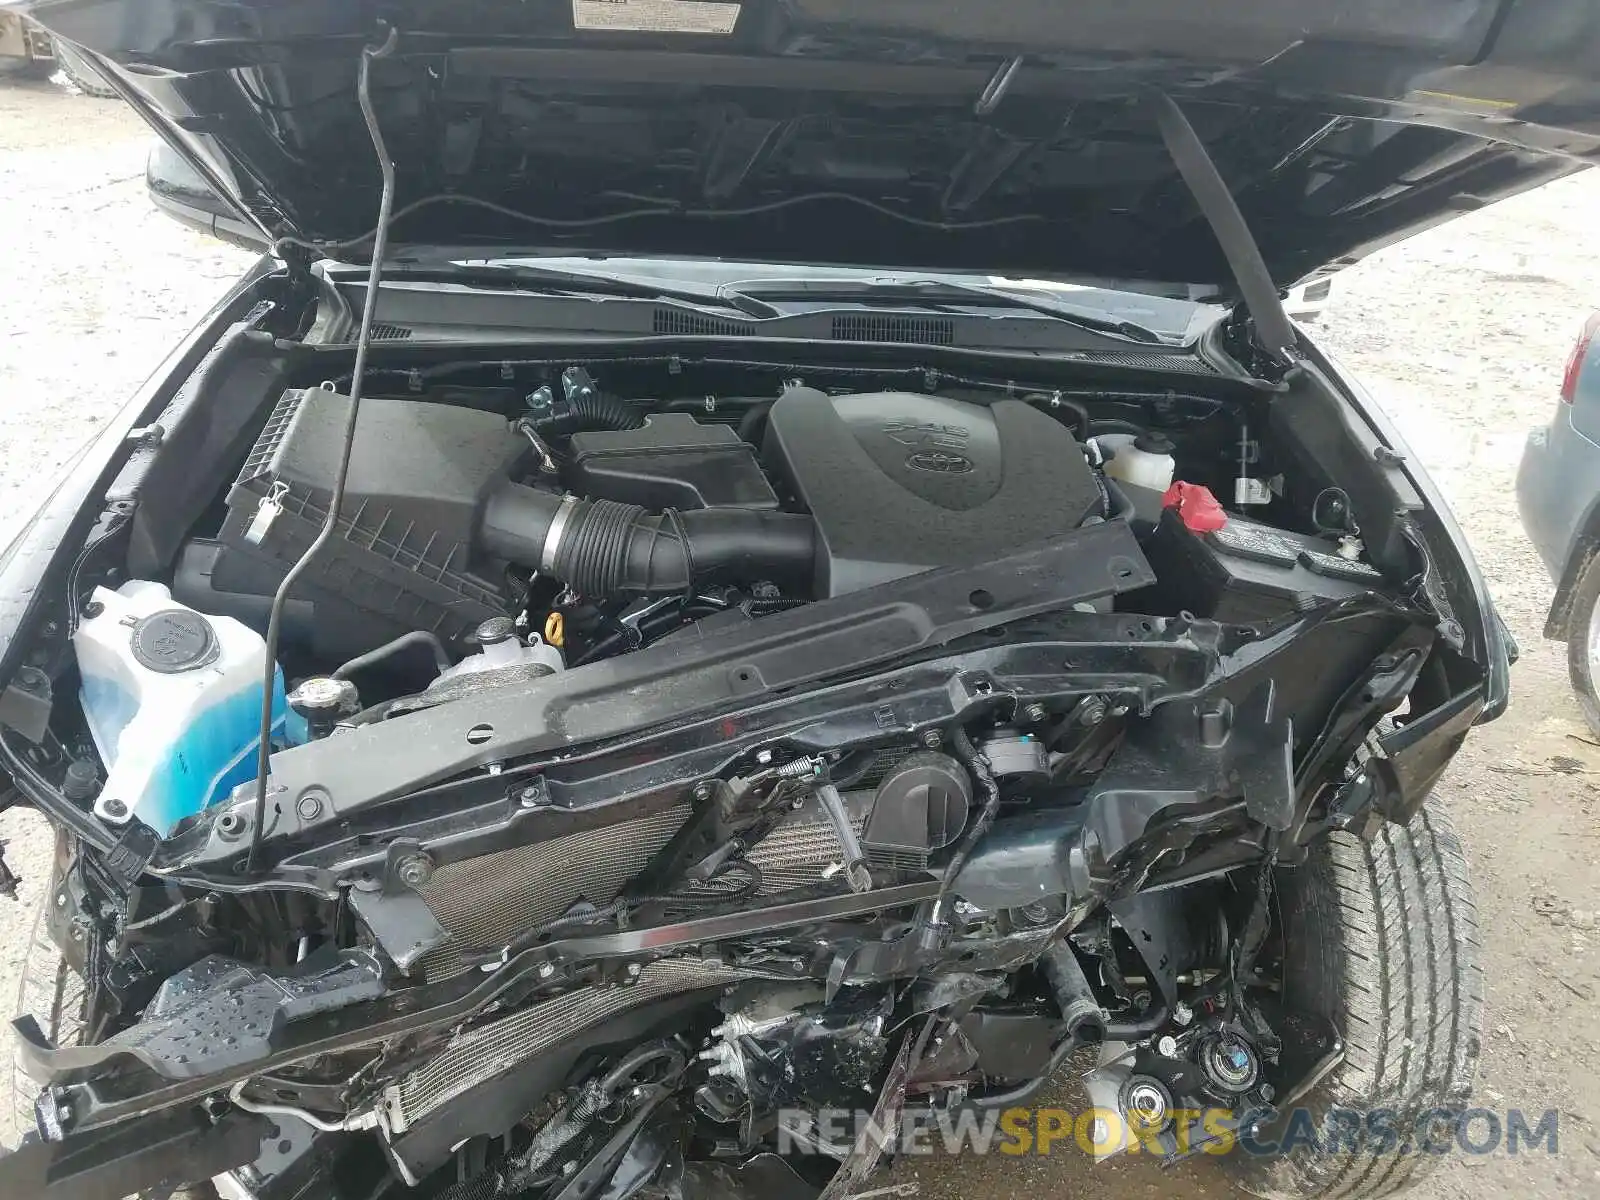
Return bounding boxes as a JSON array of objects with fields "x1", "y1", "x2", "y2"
[
  {"x1": 0, "y1": 258, "x2": 282, "y2": 698},
  {"x1": 1296, "y1": 342, "x2": 1514, "y2": 723}
]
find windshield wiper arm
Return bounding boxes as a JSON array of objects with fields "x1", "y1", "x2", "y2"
[
  {"x1": 728, "y1": 277, "x2": 1167, "y2": 344},
  {"x1": 380, "y1": 262, "x2": 785, "y2": 319}
]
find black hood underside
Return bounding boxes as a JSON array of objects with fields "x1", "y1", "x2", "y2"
[{"x1": 21, "y1": 0, "x2": 1600, "y2": 288}]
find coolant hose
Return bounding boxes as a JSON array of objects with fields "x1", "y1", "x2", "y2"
[
  {"x1": 480, "y1": 480, "x2": 815, "y2": 596},
  {"x1": 965, "y1": 943, "x2": 1110, "y2": 1110},
  {"x1": 331, "y1": 630, "x2": 453, "y2": 680},
  {"x1": 1040, "y1": 941, "x2": 1108, "y2": 1045}
]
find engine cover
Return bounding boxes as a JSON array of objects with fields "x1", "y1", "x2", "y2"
[{"x1": 763, "y1": 387, "x2": 1104, "y2": 595}]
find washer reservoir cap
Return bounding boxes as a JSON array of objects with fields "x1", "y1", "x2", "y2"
[{"x1": 130, "y1": 609, "x2": 219, "y2": 673}]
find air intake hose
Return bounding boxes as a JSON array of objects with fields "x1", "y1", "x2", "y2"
[
  {"x1": 480, "y1": 480, "x2": 815, "y2": 597},
  {"x1": 526, "y1": 366, "x2": 643, "y2": 434}
]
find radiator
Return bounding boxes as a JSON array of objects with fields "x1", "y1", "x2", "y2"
[{"x1": 415, "y1": 791, "x2": 876, "y2": 980}]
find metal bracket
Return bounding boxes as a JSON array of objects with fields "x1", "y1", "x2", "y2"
[{"x1": 350, "y1": 882, "x2": 451, "y2": 974}]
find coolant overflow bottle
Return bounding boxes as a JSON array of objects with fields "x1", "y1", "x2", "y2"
[{"x1": 1102, "y1": 431, "x2": 1177, "y2": 493}]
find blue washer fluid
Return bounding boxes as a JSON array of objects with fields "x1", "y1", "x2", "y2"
[{"x1": 74, "y1": 580, "x2": 287, "y2": 834}]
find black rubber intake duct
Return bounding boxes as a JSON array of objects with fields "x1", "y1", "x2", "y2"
[{"x1": 480, "y1": 480, "x2": 815, "y2": 597}]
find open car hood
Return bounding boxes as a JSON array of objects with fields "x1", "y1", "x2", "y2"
[{"x1": 20, "y1": 0, "x2": 1600, "y2": 289}]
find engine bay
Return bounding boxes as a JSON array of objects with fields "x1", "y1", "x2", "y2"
[
  {"x1": 0, "y1": 328, "x2": 1481, "y2": 1200},
  {"x1": 141, "y1": 359, "x2": 1397, "y2": 753}
]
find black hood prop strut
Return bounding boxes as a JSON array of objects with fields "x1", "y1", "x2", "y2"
[{"x1": 1147, "y1": 92, "x2": 1300, "y2": 366}]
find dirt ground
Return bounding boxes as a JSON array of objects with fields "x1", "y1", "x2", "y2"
[{"x1": 2, "y1": 77, "x2": 1598, "y2": 1199}]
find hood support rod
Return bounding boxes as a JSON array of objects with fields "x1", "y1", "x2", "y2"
[
  {"x1": 1147, "y1": 92, "x2": 1299, "y2": 365},
  {"x1": 247, "y1": 25, "x2": 400, "y2": 872}
]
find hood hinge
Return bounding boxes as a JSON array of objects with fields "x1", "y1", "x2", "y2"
[
  {"x1": 278, "y1": 241, "x2": 318, "y2": 296},
  {"x1": 1148, "y1": 92, "x2": 1301, "y2": 371}
]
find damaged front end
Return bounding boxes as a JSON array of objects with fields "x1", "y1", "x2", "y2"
[
  {"x1": 0, "y1": 480, "x2": 1496, "y2": 1198},
  {"x1": 0, "y1": 8, "x2": 1518, "y2": 1198}
]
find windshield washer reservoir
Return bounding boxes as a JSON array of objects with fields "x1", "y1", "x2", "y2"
[{"x1": 74, "y1": 580, "x2": 286, "y2": 834}]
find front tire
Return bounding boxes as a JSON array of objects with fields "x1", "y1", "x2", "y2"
[
  {"x1": 5, "y1": 902, "x2": 83, "y2": 1148},
  {"x1": 1224, "y1": 807, "x2": 1483, "y2": 1199}
]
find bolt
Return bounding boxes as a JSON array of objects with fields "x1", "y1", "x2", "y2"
[
  {"x1": 102, "y1": 797, "x2": 128, "y2": 820},
  {"x1": 920, "y1": 728, "x2": 943, "y2": 749},
  {"x1": 1157, "y1": 1035, "x2": 1179, "y2": 1058},
  {"x1": 693, "y1": 781, "x2": 714, "y2": 802},
  {"x1": 1023, "y1": 702, "x2": 1047, "y2": 724},
  {"x1": 56, "y1": 1102, "x2": 74, "y2": 1126},
  {"x1": 1172, "y1": 1000, "x2": 1193, "y2": 1027},
  {"x1": 519, "y1": 783, "x2": 548, "y2": 808},
  {"x1": 537, "y1": 962, "x2": 556, "y2": 980},
  {"x1": 82, "y1": 600, "x2": 103, "y2": 620},
  {"x1": 625, "y1": 962, "x2": 642, "y2": 979},
  {"x1": 296, "y1": 792, "x2": 324, "y2": 821},
  {"x1": 755, "y1": 749, "x2": 774, "y2": 766},
  {"x1": 1259, "y1": 1083, "x2": 1275, "y2": 1102},
  {"x1": 395, "y1": 853, "x2": 434, "y2": 888},
  {"x1": 55, "y1": 892, "x2": 67, "y2": 909},
  {"x1": 1077, "y1": 697, "x2": 1108, "y2": 727}
]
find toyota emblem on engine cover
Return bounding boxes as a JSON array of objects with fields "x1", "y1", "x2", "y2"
[{"x1": 905, "y1": 449, "x2": 975, "y2": 474}]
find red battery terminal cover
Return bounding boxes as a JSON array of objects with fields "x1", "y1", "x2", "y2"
[{"x1": 1161, "y1": 481, "x2": 1228, "y2": 533}]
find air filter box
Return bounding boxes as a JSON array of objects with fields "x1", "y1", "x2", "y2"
[
  {"x1": 204, "y1": 389, "x2": 524, "y2": 648},
  {"x1": 568, "y1": 412, "x2": 777, "y2": 510}
]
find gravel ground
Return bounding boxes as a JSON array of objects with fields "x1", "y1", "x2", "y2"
[{"x1": 2, "y1": 77, "x2": 1598, "y2": 1199}]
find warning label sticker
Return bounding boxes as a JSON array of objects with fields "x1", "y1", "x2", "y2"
[{"x1": 572, "y1": 0, "x2": 740, "y2": 34}]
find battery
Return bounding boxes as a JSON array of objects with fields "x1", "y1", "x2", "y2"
[{"x1": 1145, "y1": 509, "x2": 1386, "y2": 624}]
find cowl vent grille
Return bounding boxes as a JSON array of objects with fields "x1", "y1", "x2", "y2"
[
  {"x1": 653, "y1": 307, "x2": 749, "y2": 336},
  {"x1": 831, "y1": 313, "x2": 954, "y2": 345},
  {"x1": 1088, "y1": 349, "x2": 1217, "y2": 374}
]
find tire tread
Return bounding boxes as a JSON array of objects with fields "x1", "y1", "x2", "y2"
[{"x1": 1228, "y1": 807, "x2": 1482, "y2": 1200}]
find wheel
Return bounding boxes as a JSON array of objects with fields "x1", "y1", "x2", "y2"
[
  {"x1": 1223, "y1": 807, "x2": 1483, "y2": 1200},
  {"x1": 5, "y1": 901, "x2": 84, "y2": 1148},
  {"x1": 49, "y1": 37, "x2": 118, "y2": 98},
  {"x1": 1564, "y1": 553, "x2": 1600, "y2": 736}
]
